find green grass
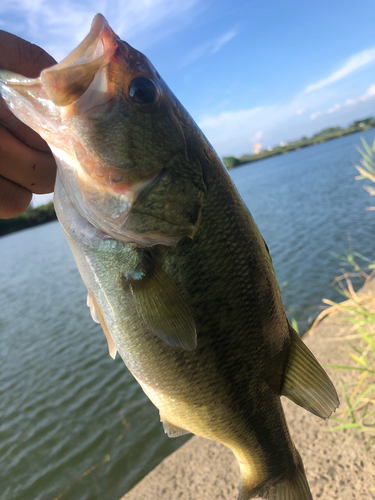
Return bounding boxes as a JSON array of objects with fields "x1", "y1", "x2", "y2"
[
  {"x1": 312, "y1": 137, "x2": 375, "y2": 449},
  {"x1": 355, "y1": 136, "x2": 375, "y2": 211}
]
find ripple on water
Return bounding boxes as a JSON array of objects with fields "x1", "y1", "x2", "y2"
[{"x1": 2, "y1": 130, "x2": 375, "y2": 499}]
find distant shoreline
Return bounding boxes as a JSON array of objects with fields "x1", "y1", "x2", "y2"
[
  {"x1": 222, "y1": 120, "x2": 375, "y2": 169},
  {"x1": 0, "y1": 202, "x2": 57, "y2": 237}
]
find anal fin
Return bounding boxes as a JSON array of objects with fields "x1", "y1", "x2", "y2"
[
  {"x1": 87, "y1": 292, "x2": 100, "y2": 323},
  {"x1": 282, "y1": 326, "x2": 339, "y2": 418},
  {"x1": 160, "y1": 412, "x2": 191, "y2": 438},
  {"x1": 87, "y1": 292, "x2": 117, "y2": 360}
]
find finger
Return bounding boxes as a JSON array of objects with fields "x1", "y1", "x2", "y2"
[
  {"x1": 0, "y1": 125, "x2": 56, "y2": 194},
  {"x1": 0, "y1": 30, "x2": 56, "y2": 77},
  {"x1": 0, "y1": 101, "x2": 50, "y2": 152},
  {"x1": 0, "y1": 175, "x2": 32, "y2": 218},
  {"x1": 0, "y1": 31, "x2": 56, "y2": 151}
]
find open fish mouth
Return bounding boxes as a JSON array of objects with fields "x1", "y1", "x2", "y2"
[
  {"x1": 0, "y1": 15, "x2": 120, "y2": 155},
  {"x1": 39, "y1": 14, "x2": 118, "y2": 108}
]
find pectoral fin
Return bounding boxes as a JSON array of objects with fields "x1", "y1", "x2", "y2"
[
  {"x1": 281, "y1": 326, "x2": 339, "y2": 418},
  {"x1": 160, "y1": 412, "x2": 191, "y2": 438},
  {"x1": 123, "y1": 253, "x2": 197, "y2": 351},
  {"x1": 87, "y1": 291, "x2": 117, "y2": 359}
]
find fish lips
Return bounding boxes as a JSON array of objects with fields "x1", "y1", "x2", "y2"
[
  {"x1": 40, "y1": 14, "x2": 161, "y2": 116},
  {"x1": 40, "y1": 14, "x2": 117, "y2": 108}
]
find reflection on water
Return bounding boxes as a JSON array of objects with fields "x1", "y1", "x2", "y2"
[{"x1": 1, "y1": 129, "x2": 375, "y2": 499}]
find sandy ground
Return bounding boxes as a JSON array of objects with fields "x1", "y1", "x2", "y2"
[{"x1": 121, "y1": 283, "x2": 375, "y2": 500}]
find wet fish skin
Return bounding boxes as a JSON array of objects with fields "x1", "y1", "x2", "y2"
[{"x1": 0, "y1": 14, "x2": 339, "y2": 500}]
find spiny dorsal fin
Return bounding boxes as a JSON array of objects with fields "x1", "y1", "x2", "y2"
[
  {"x1": 124, "y1": 253, "x2": 197, "y2": 351},
  {"x1": 281, "y1": 326, "x2": 339, "y2": 418}
]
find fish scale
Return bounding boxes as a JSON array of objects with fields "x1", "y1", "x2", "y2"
[{"x1": 0, "y1": 13, "x2": 339, "y2": 500}]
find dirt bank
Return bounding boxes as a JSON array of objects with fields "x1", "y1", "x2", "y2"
[{"x1": 121, "y1": 282, "x2": 375, "y2": 500}]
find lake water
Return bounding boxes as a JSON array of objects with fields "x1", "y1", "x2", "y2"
[{"x1": 1, "y1": 129, "x2": 375, "y2": 500}]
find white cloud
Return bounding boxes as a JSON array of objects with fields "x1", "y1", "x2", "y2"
[
  {"x1": 252, "y1": 130, "x2": 263, "y2": 142},
  {"x1": 327, "y1": 103, "x2": 341, "y2": 114},
  {"x1": 363, "y1": 84, "x2": 375, "y2": 99},
  {"x1": 198, "y1": 81, "x2": 375, "y2": 156},
  {"x1": 181, "y1": 28, "x2": 237, "y2": 67},
  {"x1": 310, "y1": 111, "x2": 322, "y2": 120},
  {"x1": 197, "y1": 65, "x2": 356, "y2": 155},
  {"x1": 0, "y1": 0, "x2": 200, "y2": 61},
  {"x1": 310, "y1": 84, "x2": 375, "y2": 120},
  {"x1": 32, "y1": 193, "x2": 54, "y2": 207},
  {"x1": 2, "y1": 2, "x2": 373, "y2": 157},
  {"x1": 305, "y1": 47, "x2": 375, "y2": 93},
  {"x1": 197, "y1": 84, "x2": 333, "y2": 155},
  {"x1": 211, "y1": 30, "x2": 237, "y2": 54},
  {"x1": 198, "y1": 106, "x2": 276, "y2": 156}
]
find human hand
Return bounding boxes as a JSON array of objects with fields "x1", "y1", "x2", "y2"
[{"x1": 0, "y1": 31, "x2": 57, "y2": 218}]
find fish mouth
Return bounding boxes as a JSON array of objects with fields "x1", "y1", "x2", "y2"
[
  {"x1": 40, "y1": 14, "x2": 118, "y2": 108},
  {"x1": 56, "y1": 14, "x2": 115, "y2": 69},
  {"x1": 0, "y1": 14, "x2": 120, "y2": 146}
]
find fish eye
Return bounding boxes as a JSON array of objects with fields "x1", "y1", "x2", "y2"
[{"x1": 128, "y1": 77, "x2": 157, "y2": 105}]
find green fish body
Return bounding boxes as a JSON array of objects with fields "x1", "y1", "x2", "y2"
[{"x1": 0, "y1": 14, "x2": 339, "y2": 500}]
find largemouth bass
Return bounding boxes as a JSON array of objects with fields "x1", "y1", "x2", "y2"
[{"x1": 0, "y1": 14, "x2": 339, "y2": 500}]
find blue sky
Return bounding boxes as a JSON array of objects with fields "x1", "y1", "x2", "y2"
[{"x1": 1, "y1": 0, "x2": 375, "y2": 159}]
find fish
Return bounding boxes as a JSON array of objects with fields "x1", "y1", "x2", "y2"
[{"x1": 0, "y1": 14, "x2": 339, "y2": 500}]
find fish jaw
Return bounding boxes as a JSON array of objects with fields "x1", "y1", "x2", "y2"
[
  {"x1": 0, "y1": 14, "x2": 205, "y2": 246},
  {"x1": 0, "y1": 15, "x2": 117, "y2": 149},
  {"x1": 39, "y1": 14, "x2": 117, "y2": 108}
]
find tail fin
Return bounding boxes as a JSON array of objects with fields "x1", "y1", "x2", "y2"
[
  {"x1": 238, "y1": 450, "x2": 312, "y2": 500},
  {"x1": 281, "y1": 326, "x2": 339, "y2": 418}
]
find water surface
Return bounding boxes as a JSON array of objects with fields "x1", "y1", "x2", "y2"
[
  {"x1": 1, "y1": 129, "x2": 374, "y2": 499},
  {"x1": 231, "y1": 129, "x2": 375, "y2": 329}
]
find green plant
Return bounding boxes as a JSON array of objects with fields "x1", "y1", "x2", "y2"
[
  {"x1": 355, "y1": 137, "x2": 375, "y2": 211},
  {"x1": 332, "y1": 237, "x2": 375, "y2": 284},
  {"x1": 311, "y1": 137, "x2": 375, "y2": 449},
  {"x1": 313, "y1": 284, "x2": 375, "y2": 449},
  {"x1": 222, "y1": 156, "x2": 240, "y2": 169},
  {"x1": 291, "y1": 317, "x2": 299, "y2": 335}
]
